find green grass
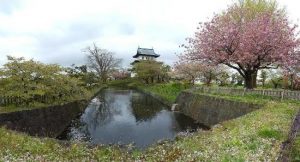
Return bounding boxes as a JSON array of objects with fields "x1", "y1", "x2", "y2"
[
  {"x1": 257, "y1": 127, "x2": 283, "y2": 140},
  {"x1": 140, "y1": 83, "x2": 191, "y2": 102},
  {"x1": 136, "y1": 82, "x2": 279, "y2": 105},
  {"x1": 0, "y1": 104, "x2": 48, "y2": 114},
  {"x1": 0, "y1": 127, "x2": 128, "y2": 161},
  {"x1": 107, "y1": 79, "x2": 136, "y2": 88},
  {"x1": 190, "y1": 88, "x2": 296, "y2": 104},
  {"x1": 195, "y1": 92, "x2": 271, "y2": 105},
  {"x1": 108, "y1": 80, "x2": 191, "y2": 103},
  {"x1": 0, "y1": 83, "x2": 299, "y2": 161},
  {"x1": 143, "y1": 101, "x2": 299, "y2": 161},
  {"x1": 291, "y1": 136, "x2": 300, "y2": 161}
]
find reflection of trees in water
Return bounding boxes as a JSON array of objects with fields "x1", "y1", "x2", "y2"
[
  {"x1": 171, "y1": 112, "x2": 209, "y2": 132},
  {"x1": 64, "y1": 89, "x2": 210, "y2": 145},
  {"x1": 131, "y1": 92, "x2": 165, "y2": 122},
  {"x1": 83, "y1": 91, "x2": 123, "y2": 130},
  {"x1": 85, "y1": 89, "x2": 166, "y2": 125}
]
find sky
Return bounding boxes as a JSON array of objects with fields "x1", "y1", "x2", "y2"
[{"x1": 0, "y1": 0, "x2": 299, "y2": 68}]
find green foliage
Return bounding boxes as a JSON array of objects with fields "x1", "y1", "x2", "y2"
[
  {"x1": 132, "y1": 60, "x2": 170, "y2": 84},
  {"x1": 65, "y1": 64, "x2": 100, "y2": 88},
  {"x1": 231, "y1": 73, "x2": 244, "y2": 86},
  {"x1": 107, "y1": 78, "x2": 141, "y2": 88},
  {"x1": 0, "y1": 56, "x2": 89, "y2": 106},
  {"x1": 216, "y1": 70, "x2": 230, "y2": 86},
  {"x1": 259, "y1": 70, "x2": 268, "y2": 87},
  {"x1": 232, "y1": 0, "x2": 285, "y2": 20},
  {"x1": 269, "y1": 76, "x2": 283, "y2": 89}
]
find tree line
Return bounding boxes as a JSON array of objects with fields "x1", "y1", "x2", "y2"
[
  {"x1": 2, "y1": 0, "x2": 300, "y2": 108},
  {"x1": 0, "y1": 43, "x2": 124, "y2": 106}
]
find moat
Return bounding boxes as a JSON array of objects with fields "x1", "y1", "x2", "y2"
[{"x1": 59, "y1": 88, "x2": 207, "y2": 149}]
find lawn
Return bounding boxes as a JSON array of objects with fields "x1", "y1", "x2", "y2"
[
  {"x1": 291, "y1": 136, "x2": 300, "y2": 161},
  {"x1": 139, "y1": 83, "x2": 191, "y2": 102}
]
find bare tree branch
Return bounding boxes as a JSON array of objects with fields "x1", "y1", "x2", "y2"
[{"x1": 84, "y1": 43, "x2": 122, "y2": 82}]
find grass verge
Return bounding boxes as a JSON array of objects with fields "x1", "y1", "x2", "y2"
[
  {"x1": 139, "y1": 83, "x2": 191, "y2": 103},
  {"x1": 291, "y1": 136, "x2": 300, "y2": 161}
]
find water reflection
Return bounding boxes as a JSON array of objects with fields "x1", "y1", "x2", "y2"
[{"x1": 61, "y1": 89, "x2": 205, "y2": 149}]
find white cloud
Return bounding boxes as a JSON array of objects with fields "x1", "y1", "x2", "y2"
[{"x1": 0, "y1": 0, "x2": 299, "y2": 68}]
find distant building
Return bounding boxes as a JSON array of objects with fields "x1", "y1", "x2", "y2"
[
  {"x1": 131, "y1": 47, "x2": 160, "y2": 77},
  {"x1": 131, "y1": 47, "x2": 160, "y2": 64}
]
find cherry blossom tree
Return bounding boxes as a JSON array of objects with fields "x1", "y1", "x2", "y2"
[
  {"x1": 173, "y1": 61, "x2": 204, "y2": 85},
  {"x1": 283, "y1": 62, "x2": 300, "y2": 90},
  {"x1": 183, "y1": 0, "x2": 300, "y2": 89},
  {"x1": 174, "y1": 61, "x2": 222, "y2": 85},
  {"x1": 111, "y1": 69, "x2": 130, "y2": 80}
]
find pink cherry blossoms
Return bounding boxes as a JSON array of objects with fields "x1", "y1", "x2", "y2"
[{"x1": 183, "y1": 6, "x2": 300, "y2": 89}]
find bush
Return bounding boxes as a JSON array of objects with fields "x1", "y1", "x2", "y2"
[{"x1": 0, "y1": 56, "x2": 89, "y2": 106}]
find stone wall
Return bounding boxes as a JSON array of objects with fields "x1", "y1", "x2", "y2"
[
  {"x1": 176, "y1": 91, "x2": 261, "y2": 127},
  {"x1": 0, "y1": 100, "x2": 87, "y2": 138}
]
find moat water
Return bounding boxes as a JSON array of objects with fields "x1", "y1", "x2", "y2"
[{"x1": 59, "y1": 88, "x2": 207, "y2": 149}]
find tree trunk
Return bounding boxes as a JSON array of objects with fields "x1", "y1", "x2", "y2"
[
  {"x1": 100, "y1": 73, "x2": 107, "y2": 83},
  {"x1": 290, "y1": 74, "x2": 295, "y2": 90},
  {"x1": 245, "y1": 74, "x2": 252, "y2": 89},
  {"x1": 244, "y1": 73, "x2": 254, "y2": 89},
  {"x1": 244, "y1": 71, "x2": 257, "y2": 89},
  {"x1": 205, "y1": 74, "x2": 212, "y2": 86},
  {"x1": 144, "y1": 78, "x2": 149, "y2": 84},
  {"x1": 191, "y1": 76, "x2": 195, "y2": 85},
  {"x1": 251, "y1": 72, "x2": 257, "y2": 88},
  {"x1": 206, "y1": 79, "x2": 211, "y2": 86}
]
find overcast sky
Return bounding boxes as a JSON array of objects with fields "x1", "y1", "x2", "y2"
[{"x1": 0, "y1": 0, "x2": 299, "y2": 68}]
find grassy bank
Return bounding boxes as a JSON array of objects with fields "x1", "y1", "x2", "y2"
[
  {"x1": 291, "y1": 136, "x2": 300, "y2": 161},
  {"x1": 0, "y1": 98, "x2": 298, "y2": 161},
  {"x1": 0, "y1": 83, "x2": 299, "y2": 161},
  {"x1": 108, "y1": 80, "x2": 191, "y2": 102},
  {"x1": 0, "y1": 86, "x2": 105, "y2": 114},
  {"x1": 140, "y1": 83, "x2": 191, "y2": 103},
  {"x1": 145, "y1": 101, "x2": 299, "y2": 161},
  {"x1": 0, "y1": 127, "x2": 128, "y2": 161}
]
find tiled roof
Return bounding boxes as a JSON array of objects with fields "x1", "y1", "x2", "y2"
[{"x1": 133, "y1": 47, "x2": 160, "y2": 58}]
